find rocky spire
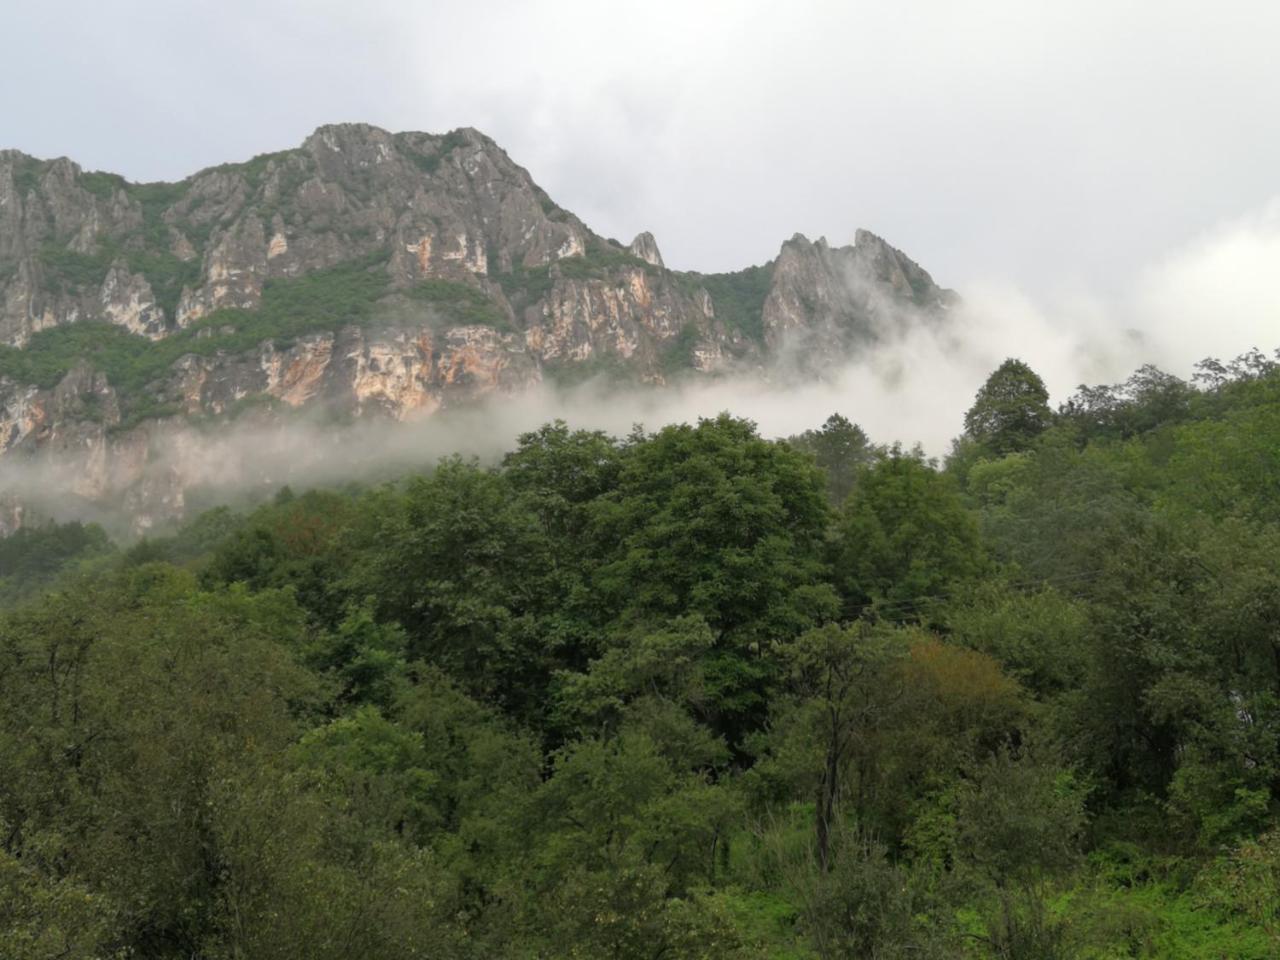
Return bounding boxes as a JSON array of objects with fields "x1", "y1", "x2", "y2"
[{"x1": 627, "y1": 231, "x2": 664, "y2": 268}]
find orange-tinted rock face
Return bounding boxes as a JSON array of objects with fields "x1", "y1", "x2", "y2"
[
  {"x1": 269, "y1": 335, "x2": 335, "y2": 408},
  {"x1": 524, "y1": 269, "x2": 692, "y2": 373},
  {"x1": 349, "y1": 330, "x2": 440, "y2": 419}
]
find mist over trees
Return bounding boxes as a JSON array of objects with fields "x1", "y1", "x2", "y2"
[{"x1": 3, "y1": 351, "x2": 1280, "y2": 958}]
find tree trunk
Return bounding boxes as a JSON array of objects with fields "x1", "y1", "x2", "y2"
[{"x1": 816, "y1": 739, "x2": 838, "y2": 872}]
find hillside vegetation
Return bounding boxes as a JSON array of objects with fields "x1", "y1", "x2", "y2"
[{"x1": 2, "y1": 350, "x2": 1279, "y2": 959}]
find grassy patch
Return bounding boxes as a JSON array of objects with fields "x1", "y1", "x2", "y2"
[
  {"x1": 494, "y1": 264, "x2": 556, "y2": 305},
  {"x1": 33, "y1": 173, "x2": 198, "y2": 317},
  {"x1": 182, "y1": 252, "x2": 391, "y2": 351},
  {"x1": 714, "y1": 889, "x2": 811, "y2": 959},
  {"x1": 405, "y1": 279, "x2": 511, "y2": 331}
]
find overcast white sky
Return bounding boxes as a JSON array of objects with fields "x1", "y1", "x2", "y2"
[{"x1": 3, "y1": 0, "x2": 1279, "y2": 437}]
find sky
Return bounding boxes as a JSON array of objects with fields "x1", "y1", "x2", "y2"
[{"x1": 3, "y1": 0, "x2": 1279, "y2": 448}]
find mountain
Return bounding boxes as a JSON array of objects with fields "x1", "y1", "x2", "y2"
[{"x1": 0, "y1": 124, "x2": 954, "y2": 531}]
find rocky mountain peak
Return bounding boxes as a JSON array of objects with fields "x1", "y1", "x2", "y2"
[{"x1": 0, "y1": 124, "x2": 955, "y2": 531}]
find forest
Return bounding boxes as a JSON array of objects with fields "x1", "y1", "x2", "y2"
[{"x1": 2, "y1": 350, "x2": 1279, "y2": 959}]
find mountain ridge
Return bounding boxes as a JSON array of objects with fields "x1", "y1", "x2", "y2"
[{"x1": 0, "y1": 123, "x2": 955, "y2": 531}]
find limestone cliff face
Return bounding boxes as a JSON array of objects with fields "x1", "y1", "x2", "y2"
[
  {"x1": 162, "y1": 321, "x2": 540, "y2": 421},
  {"x1": 524, "y1": 263, "x2": 720, "y2": 373},
  {"x1": 0, "y1": 124, "x2": 955, "y2": 530},
  {"x1": 0, "y1": 363, "x2": 160, "y2": 527}
]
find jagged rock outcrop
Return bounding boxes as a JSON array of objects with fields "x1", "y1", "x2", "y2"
[
  {"x1": 100, "y1": 264, "x2": 167, "y2": 338},
  {"x1": 762, "y1": 231, "x2": 956, "y2": 365},
  {"x1": 0, "y1": 123, "x2": 955, "y2": 530},
  {"x1": 628, "y1": 232, "x2": 664, "y2": 268}
]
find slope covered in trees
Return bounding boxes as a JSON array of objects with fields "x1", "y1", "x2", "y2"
[{"x1": 2, "y1": 350, "x2": 1280, "y2": 959}]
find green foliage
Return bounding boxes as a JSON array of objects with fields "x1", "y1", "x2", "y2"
[
  {"x1": 502, "y1": 419, "x2": 623, "y2": 542},
  {"x1": 304, "y1": 604, "x2": 408, "y2": 709},
  {"x1": 0, "y1": 841, "x2": 122, "y2": 960},
  {"x1": 30, "y1": 176, "x2": 199, "y2": 317},
  {"x1": 964, "y1": 357, "x2": 1054, "y2": 457},
  {"x1": 944, "y1": 582, "x2": 1090, "y2": 697},
  {"x1": 556, "y1": 242, "x2": 657, "y2": 280},
  {"x1": 36, "y1": 243, "x2": 114, "y2": 295},
  {"x1": 4, "y1": 352, "x2": 1280, "y2": 958},
  {"x1": 661, "y1": 322, "x2": 702, "y2": 375},
  {"x1": 1195, "y1": 826, "x2": 1280, "y2": 946},
  {"x1": 9, "y1": 155, "x2": 44, "y2": 196},
  {"x1": 187, "y1": 251, "x2": 390, "y2": 348},
  {"x1": 205, "y1": 148, "x2": 297, "y2": 194},
  {"x1": 1060, "y1": 364, "x2": 1197, "y2": 444},
  {"x1": 34, "y1": 236, "x2": 199, "y2": 320},
  {"x1": 0, "y1": 568, "x2": 323, "y2": 956},
  {"x1": 77, "y1": 170, "x2": 127, "y2": 200},
  {"x1": 409, "y1": 129, "x2": 469, "y2": 175},
  {"x1": 0, "y1": 520, "x2": 113, "y2": 601},
  {"x1": 953, "y1": 742, "x2": 1087, "y2": 959},
  {"x1": 787, "y1": 412, "x2": 880, "y2": 504},
  {"x1": 136, "y1": 250, "x2": 201, "y2": 318},
  {"x1": 831, "y1": 448, "x2": 985, "y2": 616},
  {"x1": 123, "y1": 504, "x2": 246, "y2": 567},
  {"x1": 786, "y1": 825, "x2": 954, "y2": 960},
  {"x1": 773, "y1": 622, "x2": 911, "y2": 870},
  {"x1": 494, "y1": 261, "x2": 556, "y2": 304},
  {"x1": 592, "y1": 414, "x2": 839, "y2": 741},
  {"x1": 406, "y1": 278, "x2": 511, "y2": 330},
  {"x1": 351, "y1": 458, "x2": 579, "y2": 723},
  {"x1": 1160, "y1": 397, "x2": 1280, "y2": 523},
  {"x1": 682, "y1": 263, "x2": 774, "y2": 344},
  {"x1": 200, "y1": 487, "x2": 362, "y2": 627}
]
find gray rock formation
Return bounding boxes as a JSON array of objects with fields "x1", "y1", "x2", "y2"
[
  {"x1": 0, "y1": 123, "x2": 955, "y2": 530},
  {"x1": 763, "y1": 231, "x2": 955, "y2": 366},
  {"x1": 627, "y1": 232, "x2": 664, "y2": 268}
]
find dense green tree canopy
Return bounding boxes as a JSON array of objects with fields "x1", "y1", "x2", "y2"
[
  {"x1": 831, "y1": 448, "x2": 986, "y2": 615},
  {"x1": 4, "y1": 353, "x2": 1280, "y2": 958},
  {"x1": 787, "y1": 412, "x2": 880, "y2": 504},
  {"x1": 964, "y1": 357, "x2": 1054, "y2": 456}
]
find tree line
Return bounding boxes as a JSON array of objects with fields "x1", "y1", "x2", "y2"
[{"x1": 2, "y1": 350, "x2": 1279, "y2": 958}]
